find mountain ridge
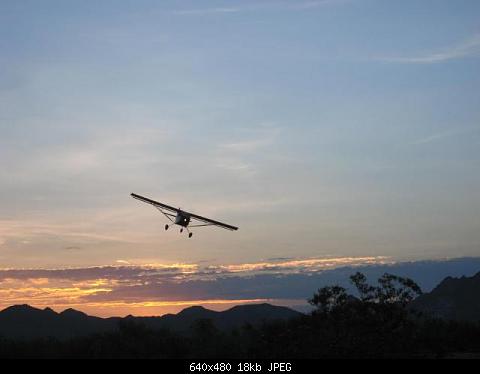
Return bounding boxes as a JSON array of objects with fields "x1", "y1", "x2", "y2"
[
  {"x1": 0, "y1": 303, "x2": 302, "y2": 340},
  {"x1": 410, "y1": 271, "x2": 480, "y2": 321}
]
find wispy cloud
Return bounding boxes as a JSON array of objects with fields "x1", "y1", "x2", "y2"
[
  {"x1": 0, "y1": 256, "x2": 389, "y2": 281},
  {"x1": 379, "y1": 34, "x2": 480, "y2": 64},
  {"x1": 214, "y1": 124, "x2": 281, "y2": 177},
  {"x1": 172, "y1": 7, "x2": 241, "y2": 16},
  {"x1": 171, "y1": 0, "x2": 349, "y2": 16},
  {"x1": 218, "y1": 123, "x2": 281, "y2": 152},
  {"x1": 0, "y1": 219, "x2": 141, "y2": 247},
  {"x1": 216, "y1": 256, "x2": 390, "y2": 273},
  {"x1": 220, "y1": 138, "x2": 274, "y2": 152},
  {"x1": 409, "y1": 127, "x2": 479, "y2": 146},
  {"x1": 290, "y1": 0, "x2": 350, "y2": 10}
]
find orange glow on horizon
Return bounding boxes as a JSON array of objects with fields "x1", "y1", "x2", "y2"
[
  {"x1": 221, "y1": 256, "x2": 392, "y2": 273},
  {"x1": 0, "y1": 298, "x2": 304, "y2": 318},
  {"x1": 0, "y1": 256, "x2": 391, "y2": 317}
]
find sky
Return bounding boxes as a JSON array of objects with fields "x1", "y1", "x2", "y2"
[{"x1": 0, "y1": 0, "x2": 479, "y2": 316}]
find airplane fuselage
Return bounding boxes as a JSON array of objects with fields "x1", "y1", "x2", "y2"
[{"x1": 175, "y1": 211, "x2": 191, "y2": 227}]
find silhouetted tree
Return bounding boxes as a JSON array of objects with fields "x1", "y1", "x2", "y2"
[
  {"x1": 308, "y1": 285, "x2": 348, "y2": 313},
  {"x1": 349, "y1": 271, "x2": 422, "y2": 305},
  {"x1": 350, "y1": 272, "x2": 377, "y2": 302}
]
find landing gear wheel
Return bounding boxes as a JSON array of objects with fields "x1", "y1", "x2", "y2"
[
  {"x1": 189, "y1": 233, "x2": 193, "y2": 238},
  {"x1": 180, "y1": 228, "x2": 183, "y2": 233},
  {"x1": 165, "y1": 224, "x2": 169, "y2": 231}
]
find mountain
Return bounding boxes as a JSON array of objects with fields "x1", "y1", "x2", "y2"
[
  {"x1": 135, "y1": 303, "x2": 302, "y2": 333},
  {"x1": 410, "y1": 271, "x2": 480, "y2": 321},
  {"x1": 0, "y1": 305, "x2": 117, "y2": 340},
  {"x1": 0, "y1": 303, "x2": 302, "y2": 340}
]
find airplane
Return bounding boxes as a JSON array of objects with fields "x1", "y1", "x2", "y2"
[{"x1": 131, "y1": 193, "x2": 238, "y2": 238}]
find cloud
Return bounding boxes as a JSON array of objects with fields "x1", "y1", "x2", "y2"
[
  {"x1": 410, "y1": 130, "x2": 457, "y2": 146},
  {"x1": 0, "y1": 256, "x2": 389, "y2": 304},
  {"x1": 0, "y1": 256, "x2": 387, "y2": 281},
  {"x1": 171, "y1": 0, "x2": 349, "y2": 16},
  {"x1": 172, "y1": 7, "x2": 241, "y2": 16},
  {"x1": 409, "y1": 127, "x2": 479, "y2": 146},
  {"x1": 290, "y1": 0, "x2": 350, "y2": 9},
  {"x1": 1, "y1": 257, "x2": 480, "y2": 316},
  {"x1": 64, "y1": 246, "x2": 82, "y2": 251},
  {"x1": 379, "y1": 34, "x2": 480, "y2": 64},
  {"x1": 220, "y1": 138, "x2": 273, "y2": 152},
  {"x1": 0, "y1": 219, "x2": 141, "y2": 250},
  {"x1": 215, "y1": 256, "x2": 390, "y2": 273},
  {"x1": 215, "y1": 123, "x2": 282, "y2": 177}
]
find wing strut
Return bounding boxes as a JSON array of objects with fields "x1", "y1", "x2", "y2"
[{"x1": 131, "y1": 193, "x2": 238, "y2": 231}]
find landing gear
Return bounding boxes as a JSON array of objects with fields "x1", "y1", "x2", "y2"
[{"x1": 165, "y1": 224, "x2": 192, "y2": 238}]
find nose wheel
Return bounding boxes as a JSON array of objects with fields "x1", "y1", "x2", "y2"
[
  {"x1": 165, "y1": 224, "x2": 169, "y2": 231},
  {"x1": 189, "y1": 232, "x2": 193, "y2": 238}
]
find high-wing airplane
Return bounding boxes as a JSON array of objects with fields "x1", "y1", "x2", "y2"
[{"x1": 131, "y1": 193, "x2": 238, "y2": 238}]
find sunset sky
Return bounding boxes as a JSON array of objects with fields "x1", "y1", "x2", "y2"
[{"x1": 1, "y1": 0, "x2": 480, "y2": 316}]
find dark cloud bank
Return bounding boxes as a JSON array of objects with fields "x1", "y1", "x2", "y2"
[{"x1": 1, "y1": 257, "x2": 479, "y2": 304}]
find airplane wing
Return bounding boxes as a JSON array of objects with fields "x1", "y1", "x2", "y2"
[
  {"x1": 131, "y1": 193, "x2": 238, "y2": 231},
  {"x1": 131, "y1": 193, "x2": 179, "y2": 214},
  {"x1": 188, "y1": 212, "x2": 239, "y2": 231}
]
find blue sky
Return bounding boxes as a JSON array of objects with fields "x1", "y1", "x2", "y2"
[{"x1": 1, "y1": 0, "x2": 479, "y2": 274}]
